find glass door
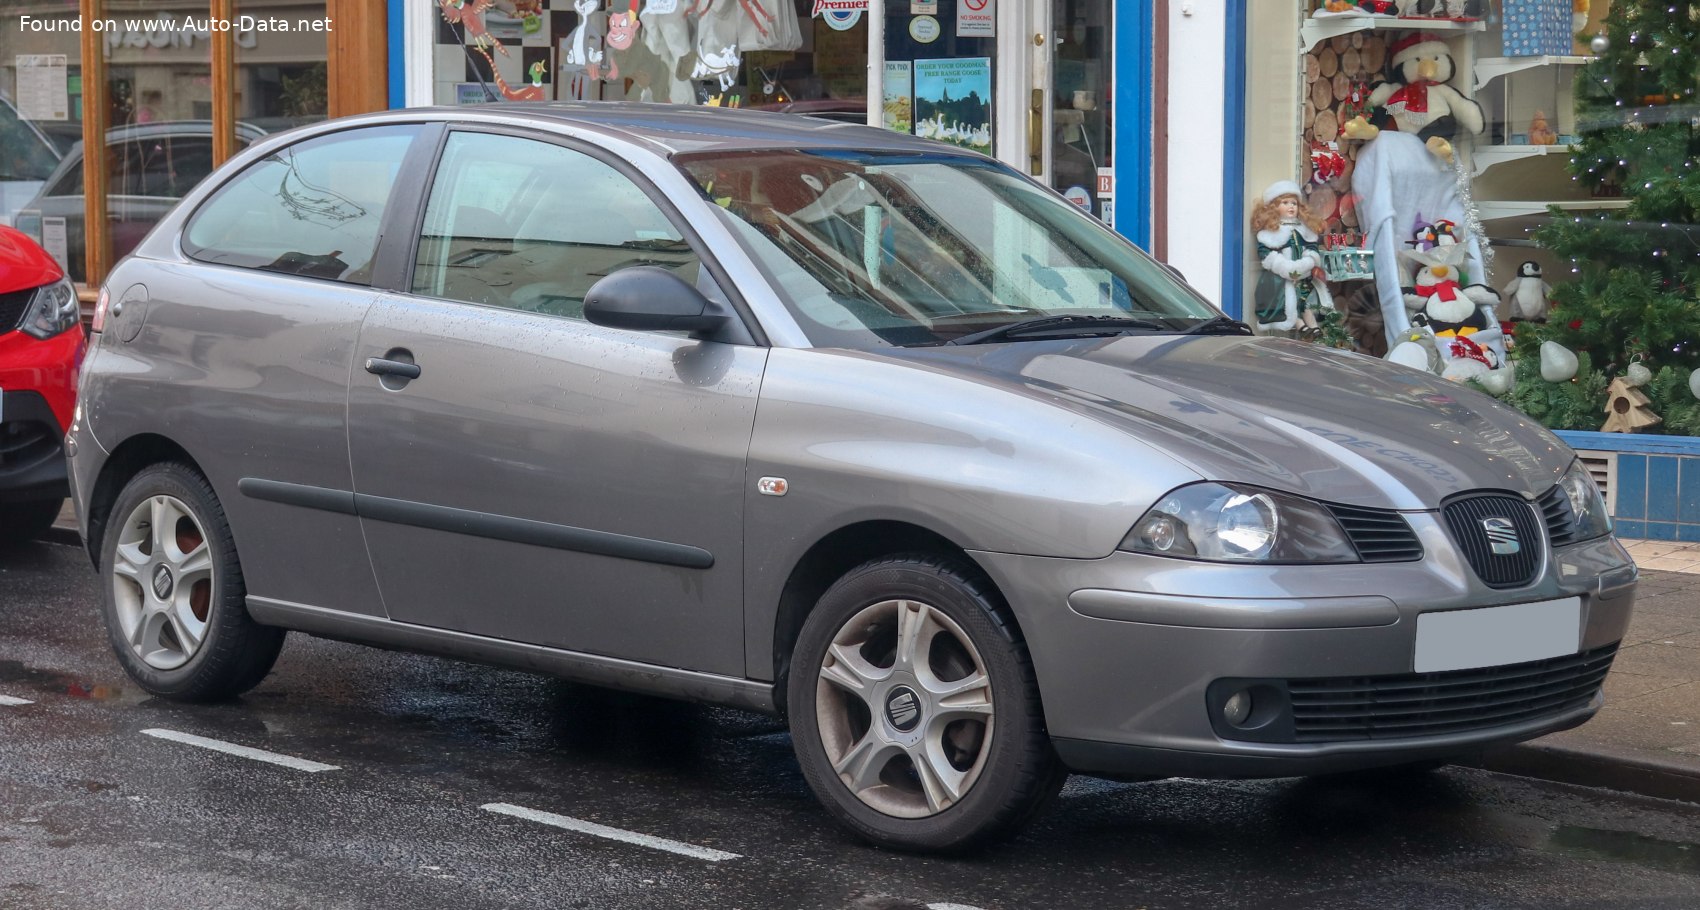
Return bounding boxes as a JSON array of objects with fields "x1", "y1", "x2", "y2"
[{"x1": 1043, "y1": 0, "x2": 1113, "y2": 223}]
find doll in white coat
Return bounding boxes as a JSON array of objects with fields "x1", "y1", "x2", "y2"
[{"x1": 1251, "y1": 181, "x2": 1334, "y2": 333}]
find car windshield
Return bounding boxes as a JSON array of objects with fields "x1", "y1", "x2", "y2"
[{"x1": 674, "y1": 149, "x2": 1219, "y2": 348}]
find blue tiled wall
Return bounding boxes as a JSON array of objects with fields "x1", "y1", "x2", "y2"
[{"x1": 1557, "y1": 431, "x2": 1700, "y2": 542}]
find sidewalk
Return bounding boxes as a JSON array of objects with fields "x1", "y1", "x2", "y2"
[{"x1": 41, "y1": 508, "x2": 1700, "y2": 804}]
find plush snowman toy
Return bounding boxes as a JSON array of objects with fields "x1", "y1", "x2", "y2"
[{"x1": 1502, "y1": 261, "x2": 1553, "y2": 322}]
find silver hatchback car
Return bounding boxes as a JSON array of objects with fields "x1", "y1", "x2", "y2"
[{"x1": 69, "y1": 104, "x2": 1637, "y2": 853}]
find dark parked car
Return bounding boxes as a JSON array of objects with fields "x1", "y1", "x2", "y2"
[
  {"x1": 0, "y1": 225, "x2": 85, "y2": 543},
  {"x1": 69, "y1": 104, "x2": 1636, "y2": 853},
  {"x1": 13, "y1": 121, "x2": 270, "y2": 282}
]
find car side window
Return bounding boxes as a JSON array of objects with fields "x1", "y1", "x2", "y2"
[
  {"x1": 411, "y1": 131, "x2": 702, "y2": 320},
  {"x1": 115, "y1": 136, "x2": 218, "y2": 198},
  {"x1": 183, "y1": 125, "x2": 418, "y2": 284}
]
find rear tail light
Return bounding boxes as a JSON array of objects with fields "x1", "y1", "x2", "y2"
[{"x1": 91, "y1": 285, "x2": 111, "y2": 334}]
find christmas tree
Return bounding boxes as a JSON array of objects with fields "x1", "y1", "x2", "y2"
[{"x1": 1519, "y1": 0, "x2": 1700, "y2": 435}]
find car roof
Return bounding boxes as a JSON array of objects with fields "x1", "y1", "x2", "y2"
[{"x1": 382, "y1": 102, "x2": 969, "y2": 158}]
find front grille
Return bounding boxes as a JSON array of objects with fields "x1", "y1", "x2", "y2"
[
  {"x1": 1538, "y1": 484, "x2": 1579, "y2": 548},
  {"x1": 0, "y1": 288, "x2": 32, "y2": 333},
  {"x1": 1327, "y1": 503, "x2": 1424, "y2": 562},
  {"x1": 1287, "y1": 642, "x2": 1618, "y2": 743},
  {"x1": 1442, "y1": 493, "x2": 1543, "y2": 588}
]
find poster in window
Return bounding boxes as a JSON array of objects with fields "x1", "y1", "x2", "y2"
[
  {"x1": 16, "y1": 55, "x2": 69, "y2": 121},
  {"x1": 882, "y1": 61, "x2": 912, "y2": 134},
  {"x1": 912, "y1": 58, "x2": 991, "y2": 152}
]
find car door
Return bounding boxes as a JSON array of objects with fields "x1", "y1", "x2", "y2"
[
  {"x1": 346, "y1": 128, "x2": 767, "y2": 676},
  {"x1": 141, "y1": 123, "x2": 427, "y2": 618}
]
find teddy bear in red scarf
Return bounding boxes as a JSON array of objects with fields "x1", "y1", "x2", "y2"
[{"x1": 1342, "y1": 32, "x2": 1484, "y2": 162}]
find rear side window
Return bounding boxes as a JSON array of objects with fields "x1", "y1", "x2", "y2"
[{"x1": 184, "y1": 125, "x2": 418, "y2": 283}]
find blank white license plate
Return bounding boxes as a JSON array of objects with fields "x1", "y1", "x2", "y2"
[{"x1": 1414, "y1": 597, "x2": 1582, "y2": 673}]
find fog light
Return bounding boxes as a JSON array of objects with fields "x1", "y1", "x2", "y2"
[{"x1": 1223, "y1": 690, "x2": 1253, "y2": 727}]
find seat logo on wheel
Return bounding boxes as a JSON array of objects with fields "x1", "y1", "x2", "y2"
[
  {"x1": 151, "y1": 565, "x2": 174, "y2": 600},
  {"x1": 885, "y1": 687, "x2": 921, "y2": 732},
  {"x1": 1482, "y1": 517, "x2": 1520, "y2": 555}
]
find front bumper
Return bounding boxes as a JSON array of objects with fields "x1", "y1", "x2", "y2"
[
  {"x1": 971, "y1": 515, "x2": 1637, "y2": 780},
  {"x1": 0, "y1": 389, "x2": 69, "y2": 503}
]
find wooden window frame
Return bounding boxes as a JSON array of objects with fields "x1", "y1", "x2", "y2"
[{"x1": 78, "y1": 0, "x2": 388, "y2": 291}]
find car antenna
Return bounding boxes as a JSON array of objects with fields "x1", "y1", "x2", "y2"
[{"x1": 449, "y1": 23, "x2": 500, "y2": 103}]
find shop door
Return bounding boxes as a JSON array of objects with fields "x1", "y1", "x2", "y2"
[{"x1": 994, "y1": 0, "x2": 1114, "y2": 224}]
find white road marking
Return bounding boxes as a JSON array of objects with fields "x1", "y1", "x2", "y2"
[
  {"x1": 141, "y1": 728, "x2": 340, "y2": 773},
  {"x1": 480, "y1": 802, "x2": 740, "y2": 862},
  {"x1": 928, "y1": 903, "x2": 992, "y2": 910},
  {"x1": 0, "y1": 695, "x2": 34, "y2": 706}
]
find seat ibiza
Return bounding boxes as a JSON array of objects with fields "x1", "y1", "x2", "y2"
[{"x1": 68, "y1": 104, "x2": 1636, "y2": 853}]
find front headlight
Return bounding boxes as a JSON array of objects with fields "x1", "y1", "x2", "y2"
[
  {"x1": 1121, "y1": 482, "x2": 1360, "y2": 564},
  {"x1": 1557, "y1": 459, "x2": 1612, "y2": 542},
  {"x1": 20, "y1": 277, "x2": 80, "y2": 340}
]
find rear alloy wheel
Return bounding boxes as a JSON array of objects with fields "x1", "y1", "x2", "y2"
[
  {"x1": 789, "y1": 555, "x2": 1063, "y2": 853},
  {"x1": 101, "y1": 464, "x2": 283, "y2": 700}
]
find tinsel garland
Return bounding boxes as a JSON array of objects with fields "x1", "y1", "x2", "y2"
[{"x1": 1451, "y1": 152, "x2": 1493, "y2": 280}]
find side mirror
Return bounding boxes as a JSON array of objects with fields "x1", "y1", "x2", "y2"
[
  {"x1": 583, "y1": 266, "x2": 730, "y2": 339},
  {"x1": 1161, "y1": 261, "x2": 1188, "y2": 284}
]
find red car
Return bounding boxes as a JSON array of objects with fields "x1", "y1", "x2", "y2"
[{"x1": 0, "y1": 226, "x2": 84, "y2": 544}]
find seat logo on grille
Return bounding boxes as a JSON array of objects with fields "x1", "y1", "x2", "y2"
[{"x1": 1482, "y1": 517, "x2": 1520, "y2": 555}]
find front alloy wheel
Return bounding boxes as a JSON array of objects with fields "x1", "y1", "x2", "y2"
[
  {"x1": 815, "y1": 598, "x2": 995, "y2": 818},
  {"x1": 789, "y1": 555, "x2": 1063, "y2": 853}
]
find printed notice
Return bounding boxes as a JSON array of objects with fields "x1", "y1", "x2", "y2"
[
  {"x1": 882, "y1": 61, "x2": 912, "y2": 134},
  {"x1": 956, "y1": 0, "x2": 995, "y2": 38},
  {"x1": 42, "y1": 217, "x2": 69, "y2": 269},
  {"x1": 15, "y1": 55, "x2": 69, "y2": 121}
]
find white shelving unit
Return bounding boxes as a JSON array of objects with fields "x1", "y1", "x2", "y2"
[
  {"x1": 1475, "y1": 55, "x2": 1593, "y2": 88},
  {"x1": 1472, "y1": 143, "x2": 1573, "y2": 177},
  {"x1": 1302, "y1": 15, "x2": 1485, "y2": 54},
  {"x1": 1477, "y1": 198, "x2": 1630, "y2": 220}
]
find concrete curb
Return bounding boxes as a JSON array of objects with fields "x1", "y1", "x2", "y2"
[{"x1": 1470, "y1": 740, "x2": 1700, "y2": 806}]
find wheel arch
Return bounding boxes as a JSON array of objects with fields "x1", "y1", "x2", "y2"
[
  {"x1": 83, "y1": 433, "x2": 207, "y2": 568},
  {"x1": 768, "y1": 520, "x2": 1012, "y2": 717}
]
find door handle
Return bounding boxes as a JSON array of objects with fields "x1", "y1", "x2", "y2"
[
  {"x1": 1029, "y1": 88, "x2": 1044, "y2": 176},
  {"x1": 365, "y1": 358, "x2": 421, "y2": 380}
]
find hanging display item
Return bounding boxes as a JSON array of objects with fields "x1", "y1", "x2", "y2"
[{"x1": 1250, "y1": 181, "x2": 1336, "y2": 335}]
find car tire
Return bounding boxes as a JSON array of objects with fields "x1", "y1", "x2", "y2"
[
  {"x1": 99, "y1": 463, "x2": 283, "y2": 701},
  {"x1": 787, "y1": 554, "x2": 1065, "y2": 853},
  {"x1": 0, "y1": 498, "x2": 62, "y2": 546}
]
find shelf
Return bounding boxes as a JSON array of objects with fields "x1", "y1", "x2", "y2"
[
  {"x1": 1475, "y1": 56, "x2": 1594, "y2": 88},
  {"x1": 1477, "y1": 199, "x2": 1630, "y2": 220},
  {"x1": 1302, "y1": 15, "x2": 1485, "y2": 54},
  {"x1": 1471, "y1": 143, "x2": 1572, "y2": 176}
]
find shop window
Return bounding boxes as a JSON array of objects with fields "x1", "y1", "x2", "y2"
[
  {"x1": 185, "y1": 125, "x2": 419, "y2": 283},
  {"x1": 431, "y1": 1, "x2": 863, "y2": 113},
  {"x1": 1255, "y1": 1, "x2": 1699, "y2": 437}
]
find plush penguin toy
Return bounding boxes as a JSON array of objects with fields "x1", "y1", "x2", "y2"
[
  {"x1": 1502, "y1": 261, "x2": 1553, "y2": 322},
  {"x1": 1345, "y1": 32, "x2": 1485, "y2": 160},
  {"x1": 1401, "y1": 245, "x2": 1498, "y2": 335}
]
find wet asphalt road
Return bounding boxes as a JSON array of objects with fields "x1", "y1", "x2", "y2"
[{"x1": 3, "y1": 540, "x2": 1700, "y2": 910}]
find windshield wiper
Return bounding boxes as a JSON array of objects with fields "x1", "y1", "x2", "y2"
[
  {"x1": 946, "y1": 314, "x2": 1169, "y2": 346},
  {"x1": 1182, "y1": 314, "x2": 1254, "y2": 336}
]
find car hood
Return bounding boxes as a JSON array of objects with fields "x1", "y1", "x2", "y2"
[{"x1": 881, "y1": 335, "x2": 1571, "y2": 510}]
